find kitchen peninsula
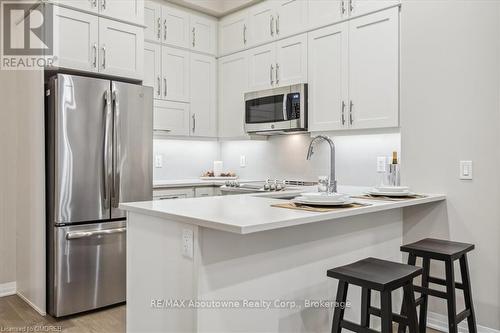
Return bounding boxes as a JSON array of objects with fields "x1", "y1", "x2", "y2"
[{"x1": 121, "y1": 189, "x2": 445, "y2": 333}]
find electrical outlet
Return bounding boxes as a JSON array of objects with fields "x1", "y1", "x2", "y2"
[
  {"x1": 182, "y1": 229, "x2": 193, "y2": 259},
  {"x1": 155, "y1": 154, "x2": 163, "y2": 168},
  {"x1": 377, "y1": 156, "x2": 387, "y2": 173},
  {"x1": 460, "y1": 161, "x2": 473, "y2": 180},
  {"x1": 240, "y1": 155, "x2": 246, "y2": 168}
]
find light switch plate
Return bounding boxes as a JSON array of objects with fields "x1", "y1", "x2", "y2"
[
  {"x1": 182, "y1": 229, "x2": 193, "y2": 259},
  {"x1": 240, "y1": 155, "x2": 246, "y2": 168},
  {"x1": 155, "y1": 154, "x2": 163, "y2": 168},
  {"x1": 460, "y1": 160, "x2": 473, "y2": 180}
]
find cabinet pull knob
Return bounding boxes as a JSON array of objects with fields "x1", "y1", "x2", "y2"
[
  {"x1": 349, "y1": 101, "x2": 354, "y2": 125},
  {"x1": 341, "y1": 101, "x2": 346, "y2": 125},
  {"x1": 270, "y1": 15, "x2": 274, "y2": 36},
  {"x1": 192, "y1": 114, "x2": 196, "y2": 133},
  {"x1": 157, "y1": 76, "x2": 161, "y2": 96},
  {"x1": 270, "y1": 64, "x2": 274, "y2": 85},
  {"x1": 92, "y1": 43, "x2": 97, "y2": 68},
  {"x1": 101, "y1": 45, "x2": 106, "y2": 69},
  {"x1": 275, "y1": 63, "x2": 279, "y2": 85}
]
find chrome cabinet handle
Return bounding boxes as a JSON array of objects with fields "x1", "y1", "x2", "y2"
[
  {"x1": 349, "y1": 100, "x2": 354, "y2": 125},
  {"x1": 163, "y1": 19, "x2": 167, "y2": 40},
  {"x1": 349, "y1": 0, "x2": 353, "y2": 13},
  {"x1": 101, "y1": 0, "x2": 106, "y2": 10},
  {"x1": 341, "y1": 0, "x2": 346, "y2": 14},
  {"x1": 66, "y1": 228, "x2": 126, "y2": 240},
  {"x1": 91, "y1": 0, "x2": 97, "y2": 8},
  {"x1": 157, "y1": 18, "x2": 161, "y2": 39},
  {"x1": 92, "y1": 43, "x2": 97, "y2": 68},
  {"x1": 243, "y1": 24, "x2": 247, "y2": 44},
  {"x1": 270, "y1": 15, "x2": 274, "y2": 36},
  {"x1": 157, "y1": 76, "x2": 161, "y2": 96},
  {"x1": 270, "y1": 64, "x2": 274, "y2": 85},
  {"x1": 164, "y1": 77, "x2": 167, "y2": 97},
  {"x1": 275, "y1": 63, "x2": 279, "y2": 85},
  {"x1": 101, "y1": 45, "x2": 106, "y2": 69},
  {"x1": 276, "y1": 14, "x2": 280, "y2": 35},
  {"x1": 192, "y1": 114, "x2": 196, "y2": 133},
  {"x1": 341, "y1": 101, "x2": 346, "y2": 125},
  {"x1": 192, "y1": 27, "x2": 196, "y2": 47}
]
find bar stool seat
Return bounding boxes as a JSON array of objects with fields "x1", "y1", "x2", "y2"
[
  {"x1": 399, "y1": 238, "x2": 477, "y2": 333},
  {"x1": 327, "y1": 257, "x2": 423, "y2": 333}
]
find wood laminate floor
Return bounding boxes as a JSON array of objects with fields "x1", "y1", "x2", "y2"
[{"x1": 0, "y1": 295, "x2": 442, "y2": 333}]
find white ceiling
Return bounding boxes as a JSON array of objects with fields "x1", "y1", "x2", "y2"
[{"x1": 168, "y1": 0, "x2": 261, "y2": 17}]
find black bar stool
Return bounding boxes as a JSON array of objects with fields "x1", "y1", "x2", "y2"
[
  {"x1": 327, "y1": 257, "x2": 422, "y2": 333},
  {"x1": 398, "y1": 238, "x2": 477, "y2": 333}
]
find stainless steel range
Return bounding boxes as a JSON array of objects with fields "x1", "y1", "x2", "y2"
[{"x1": 220, "y1": 179, "x2": 316, "y2": 195}]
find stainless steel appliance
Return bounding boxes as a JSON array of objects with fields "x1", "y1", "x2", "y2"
[
  {"x1": 220, "y1": 179, "x2": 316, "y2": 195},
  {"x1": 45, "y1": 74, "x2": 153, "y2": 317},
  {"x1": 244, "y1": 83, "x2": 308, "y2": 134}
]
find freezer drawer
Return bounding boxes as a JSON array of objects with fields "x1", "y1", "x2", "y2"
[{"x1": 48, "y1": 221, "x2": 126, "y2": 317}]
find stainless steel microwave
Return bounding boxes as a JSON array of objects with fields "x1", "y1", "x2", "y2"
[{"x1": 244, "y1": 83, "x2": 307, "y2": 134}]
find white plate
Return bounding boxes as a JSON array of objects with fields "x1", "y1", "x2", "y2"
[
  {"x1": 300, "y1": 192, "x2": 349, "y2": 202},
  {"x1": 367, "y1": 190, "x2": 413, "y2": 197},
  {"x1": 374, "y1": 186, "x2": 410, "y2": 193},
  {"x1": 200, "y1": 176, "x2": 238, "y2": 180},
  {"x1": 292, "y1": 197, "x2": 354, "y2": 206}
]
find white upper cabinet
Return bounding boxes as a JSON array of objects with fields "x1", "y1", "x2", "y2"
[
  {"x1": 99, "y1": 0, "x2": 144, "y2": 25},
  {"x1": 248, "y1": 43, "x2": 276, "y2": 91},
  {"x1": 99, "y1": 18, "x2": 143, "y2": 79},
  {"x1": 52, "y1": 6, "x2": 99, "y2": 72},
  {"x1": 218, "y1": 10, "x2": 249, "y2": 55},
  {"x1": 144, "y1": 42, "x2": 162, "y2": 98},
  {"x1": 274, "y1": 0, "x2": 308, "y2": 38},
  {"x1": 248, "y1": 1, "x2": 276, "y2": 46},
  {"x1": 308, "y1": 0, "x2": 345, "y2": 30},
  {"x1": 154, "y1": 100, "x2": 191, "y2": 136},
  {"x1": 218, "y1": 51, "x2": 249, "y2": 138},
  {"x1": 161, "y1": 46, "x2": 190, "y2": 102},
  {"x1": 349, "y1": 0, "x2": 400, "y2": 17},
  {"x1": 190, "y1": 14, "x2": 217, "y2": 55},
  {"x1": 190, "y1": 54, "x2": 217, "y2": 137},
  {"x1": 275, "y1": 34, "x2": 307, "y2": 87},
  {"x1": 53, "y1": 0, "x2": 99, "y2": 13},
  {"x1": 348, "y1": 7, "x2": 399, "y2": 129},
  {"x1": 308, "y1": 23, "x2": 348, "y2": 131},
  {"x1": 162, "y1": 5, "x2": 190, "y2": 48},
  {"x1": 144, "y1": 0, "x2": 161, "y2": 41}
]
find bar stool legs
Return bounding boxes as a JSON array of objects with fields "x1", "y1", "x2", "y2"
[
  {"x1": 460, "y1": 255, "x2": 477, "y2": 333},
  {"x1": 331, "y1": 281, "x2": 348, "y2": 333}
]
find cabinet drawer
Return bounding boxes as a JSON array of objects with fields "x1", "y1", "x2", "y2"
[{"x1": 153, "y1": 187, "x2": 195, "y2": 199}]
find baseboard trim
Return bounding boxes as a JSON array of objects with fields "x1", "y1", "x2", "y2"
[
  {"x1": 427, "y1": 311, "x2": 499, "y2": 333},
  {"x1": 16, "y1": 291, "x2": 46, "y2": 316},
  {"x1": 0, "y1": 281, "x2": 16, "y2": 297}
]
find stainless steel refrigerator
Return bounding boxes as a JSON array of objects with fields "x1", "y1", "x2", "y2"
[{"x1": 45, "y1": 74, "x2": 153, "y2": 317}]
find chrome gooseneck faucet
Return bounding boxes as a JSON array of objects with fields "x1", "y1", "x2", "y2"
[{"x1": 306, "y1": 135, "x2": 337, "y2": 193}]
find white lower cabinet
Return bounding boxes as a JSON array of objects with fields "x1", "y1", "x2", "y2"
[
  {"x1": 153, "y1": 100, "x2": 190, "y2": 136},
  {"x1": 190, "y1": 54, "x2": 217, "y2": 137},
  {"x1": 218, "y1": 51, "x2": 249, "y2": 138},
  {"x1": 308, "y1": 7, "x2": 399, "y2": 132},
  {"x1": 153, "y1": 187, "x2": 195, "y2": 200}
]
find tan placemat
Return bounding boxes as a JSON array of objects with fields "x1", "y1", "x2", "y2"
[
  {"x1": 351, "y1": 194, "x2": 427, "y2": 201},
  {"x1": 271, "y1": 202, "x2": 370, "y2": 213}
]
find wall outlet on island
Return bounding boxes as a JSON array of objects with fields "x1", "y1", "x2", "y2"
[
  {"x1": 155, "y1": 154, "x2": 163, "y2": 168},
  {"x1": 377, "y1": 156, "x2": 387, "y2": 172},
  {"x1": 240, "y1": 155, "x2": 246, "y2": 168},
  {"x1": 182, "y1": 229, "x2": 193, "y2": 259}
]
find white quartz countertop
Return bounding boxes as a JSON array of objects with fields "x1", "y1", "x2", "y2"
[{"x1": 120, "y1": 188, "x2": 446, "y2": 234}]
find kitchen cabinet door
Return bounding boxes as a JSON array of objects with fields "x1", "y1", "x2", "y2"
[
  {"x1": 190, "y1": 54, "x2": 216, "y2": 137},
  {"x1": 190, "y1": 14, "x2": 217, "y2": 55},
  {"x1": 161, "y1": 46, "x2": 190, "y2": 102},
  {"x1": 308, "y1": 0, "x2": 345, "y2": 30},
  {"x1": 153, "y1": 100, "x2": 190, "y2": 136},
  {"x1": 144, "y1": 0, "x2": 161, "y2": 42},
  {"x1": 218, "y1": 10, "x2": 249, "y2": 55},
  {"x1": 348, "y1": 7, "x2": 399, "y2": 129},
  {"x1": 162, "y1": 5, "x2": 190, "y2": 48},
  {"x1": 153, "y1": 187, "x2": 195, "y2": 199},
  {"x1": 218, "y1": 51, "x2": 249, "y2": 138},
  {"x1": 194, "y1": 187, "x2": 215, "y2": 197},
  {"x1": 52, "y1": 7, "x2": 99, "y2": 72},
  {"x1": 308, "y1": 23, "x2": 349, "y2": 131},
  {"x1": 100, "y1": 0, "x2": 144, "y2": 25},
  {"x1": 99, "y1": 18, "x2": 143, "y2": 80},
  {"x1": 274, "y1": 0, "x2": 308, "y2": 38},
  {"x1": 248, "y1": 43, "x2": 276, "y2": 91},
  {"x1": 275, "y1": 34, "x2": 307, "y2": 87},
  {"x1": 248, "y1": 1, "x2": 276, "y2": 46},
  {"x1": 350, "y1": 0, "x2": 399, "y2": 17},
  {"x1": 144, "y1": 42, "x2": 162, "y2": 99},
  {"x1": 53, "y1": 0, "x2": 99, "y2": 13}
]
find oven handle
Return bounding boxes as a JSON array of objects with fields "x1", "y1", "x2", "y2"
[{"x1": 66, "y1": 228, "x2": 126, "y2": 240}]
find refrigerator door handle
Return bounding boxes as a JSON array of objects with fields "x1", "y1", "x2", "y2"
[
  {"x1": 66, "y1": 227, "x2": 126, "y2": 240},
  {"x1": 112, "y1": 90, "x2": 121, "y2": 208},
  {"x1": 103, "y1": 90, "x2": 112, "y2": 210}
]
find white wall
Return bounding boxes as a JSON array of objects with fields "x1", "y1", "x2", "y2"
[
  {"x1": 400, "y1": 0, "x2": 500, "y2": 329},
  {"x1": 221, "y1": 132, "x2": 400, "y2": 186},
  {"x1": 153, "y1": 139, "x2": 220, "y2": 180}
]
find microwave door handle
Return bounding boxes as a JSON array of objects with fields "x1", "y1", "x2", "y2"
[{"x1": 112, "y1": 90, "x2": 120, "y2": 208}]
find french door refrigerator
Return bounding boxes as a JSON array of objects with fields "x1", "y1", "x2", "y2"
[{"x1": 46, "y1": 74, "x2": 153, "y2": 317}]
